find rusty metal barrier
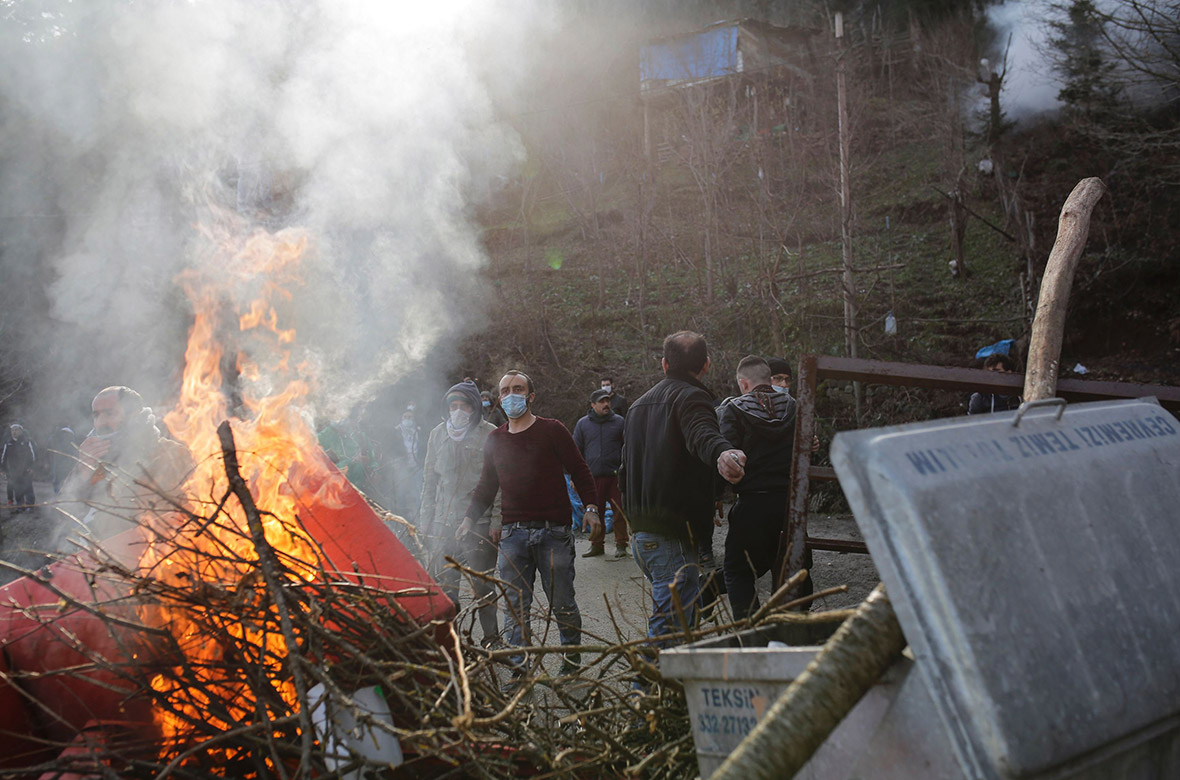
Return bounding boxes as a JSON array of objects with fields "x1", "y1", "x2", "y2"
[{"x1": 775, "y1": 355, "x2": 1180, "y2": 591}]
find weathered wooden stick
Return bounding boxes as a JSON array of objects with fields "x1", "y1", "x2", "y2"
[
  {"x1": 1024, "y1": 177, "x2": 1107, "y2": 402},
  {"x1": 712, "y1": 584, "x2": 906, "y2": 780},
  {"x1": 217, "y1": 421, "x2": 314, "y2": 778}
]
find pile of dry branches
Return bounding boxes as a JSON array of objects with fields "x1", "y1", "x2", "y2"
[{"x1": 0, "y1": 426, "x2": 847, "y2": 780}]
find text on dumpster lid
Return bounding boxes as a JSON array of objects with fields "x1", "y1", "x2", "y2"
[{"x1": 904, "y1": 414, "x2": 1176, "y2": 476}]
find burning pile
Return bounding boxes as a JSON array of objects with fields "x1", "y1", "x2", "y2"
[{"x1": 0, "y1": 223, "x2": 850, "y2": 779}]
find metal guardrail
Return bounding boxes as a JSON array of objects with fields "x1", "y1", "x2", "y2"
[{"x1": 775, "y1": 355, "x2": 1180, "y2": 590}]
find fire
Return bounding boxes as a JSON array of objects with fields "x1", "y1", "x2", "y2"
[{"x1": 140, "y1": 227, "x2": 347, "y2": 752}]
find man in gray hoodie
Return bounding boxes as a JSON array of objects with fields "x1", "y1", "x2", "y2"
[
  {"x1": 419, "y1": 380, "x2": 502, "y2": 646},
  {"x1": 717, "y1": 356, "x2": 798, "y2": 620}
]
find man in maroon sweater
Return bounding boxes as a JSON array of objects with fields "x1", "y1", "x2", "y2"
[{"x1": 464, "y1": 370, "x2": 600, "y2": 676}]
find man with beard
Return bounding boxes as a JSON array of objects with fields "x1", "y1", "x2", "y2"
[
  {"x1": 59, "y1": 386, "x2": 193, "y2": 540},
  {"x1": 465, "y1": 370, "x2": 600, "y2": 678},
  {"x1": 573, "y1": 388, "x2": 628, "y2": 558}
]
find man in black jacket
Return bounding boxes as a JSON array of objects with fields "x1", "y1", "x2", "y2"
[
  {"x1": 718, "y1": 356, "x2": 799, "y2": 620},
  {"x1": 621, "y1": 331, "x2": 746, "y2": 647},
  {"x1": 573, "y1": 388, "x2": 628, "y2": 558}
]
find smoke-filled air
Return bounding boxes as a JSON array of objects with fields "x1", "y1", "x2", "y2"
[{"x1": 0, "y1": 0, "x2": 545, "y2": 424}]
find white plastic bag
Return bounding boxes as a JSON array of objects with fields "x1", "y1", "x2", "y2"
[{"x1": 309, "y1": 683, "x2": 403, "y2": 778}]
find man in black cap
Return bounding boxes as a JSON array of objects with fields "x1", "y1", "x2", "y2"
[{"x1": 573, "y1": 388, "x2": 628, "y2": 558}]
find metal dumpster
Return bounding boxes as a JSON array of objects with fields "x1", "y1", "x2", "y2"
[
  {"x1": 660, "y1": 619, "x2": 961, "y2": 779},
  {"x1": 667, "y1": 397, "x2": 1180, "y2": 779}
]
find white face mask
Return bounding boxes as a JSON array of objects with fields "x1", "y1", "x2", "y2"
[{"x1": 449, "y1": 408, "x2": 472, "y2": 429}]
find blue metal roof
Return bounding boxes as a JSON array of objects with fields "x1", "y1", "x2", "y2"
[{"x1": 640, "y1": 24, "x2": 739, "y2": 84}]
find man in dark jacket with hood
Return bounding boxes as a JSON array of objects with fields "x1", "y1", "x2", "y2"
[
  {"x1": 718, "y1": 355, "x2": 800, "y2": 619},
  {"x1": 621, "y1": 331, "x2": 746, "y2": 647},
  {"x1": 573, "y1": 388, "x2": 628, "y2": 558}
]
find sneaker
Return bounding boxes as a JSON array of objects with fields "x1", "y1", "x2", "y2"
[
  {"x1": 582, "y1": 545, "x2": 605, "y2": 558},
  {"x1": 614, "y1": 545, "x2": 629, "y2": 559}
]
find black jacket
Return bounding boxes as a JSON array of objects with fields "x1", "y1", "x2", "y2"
[
  {"x1": 718, "y1": 386, "x2": 797, "y2": 493},
  {"x1": 572, "y1": 410, "x2": 625, "y2": 477},
  {"x1": 620, "y1": 371, "x2": 734, "y2": 540},
  {"x1": 1, "y1": 437, "x2": 36, "y2": 478}
]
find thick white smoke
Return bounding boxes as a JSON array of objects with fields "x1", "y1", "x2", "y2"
[{"x1": 0, "y1": 0, "x2": 548, "y2": 422}]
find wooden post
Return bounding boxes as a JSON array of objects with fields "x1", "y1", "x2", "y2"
[
  {"x1": 777, "y1": 354, "x2": 816, "y2": 597},
  {"x1": 1023, "y1": 178, "x2": 1106, "y2": 402},
  {"x1": 835, "y1": 13, "x2": 862, "y2": 421}
]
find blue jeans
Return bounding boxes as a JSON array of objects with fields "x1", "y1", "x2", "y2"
[
  {"x1": 631, "y1": 531, "x2": 701, "y2": 648},
  {"x1": 498, "y1": 524, "x2": 582, "y2": 667}
]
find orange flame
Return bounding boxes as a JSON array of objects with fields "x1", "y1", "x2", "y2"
[{"x1": 141, "y1": 228, "x2": 345, "y2": 751}]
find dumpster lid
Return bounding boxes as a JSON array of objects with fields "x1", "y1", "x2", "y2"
[{"x1": 831, "y1": 398, "x2": 1180, "y2": 780}]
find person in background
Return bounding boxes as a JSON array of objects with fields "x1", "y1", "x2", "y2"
[
  {"x1": 392, "y1": 406, "x2": 425, "y2": 522},
  {"x1": 464, "y1": 370, "x2": 600, "y2": 679},
  {"x1": 600, "y1": 376, "x2": 630, "y2": 418},
  {"x1": 1, "y1": 424, "x2": 37, "y2": 511},
  {"x1": 419, "y1": 381, "x2": 501, "y2": 647},
  {"x1": 968, "y1": 354, "x2": 1022, "y2": 414},
  {"x1": 482, "y1": 390, "x2": 508, "y2": 427},
  {"x1": 767, "y1": 357, "x2": 793, "y2": 396},
  {"x1": 573, "y1": 388, "x2": 629, "y2": 558},
  {"x1": 620, "y1": 331, "x2": 745, "y2": 649},
  {"x1": 316, "y1": 416, "x2": 375, "y2": 496},
  {"x1": 58, "y1": 386, "x2": 193, "y2": 539},
  {"x1": 49, "y1": 426, "x2": 79, "y2": 495}
]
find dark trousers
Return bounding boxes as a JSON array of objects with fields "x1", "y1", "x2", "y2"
[
  {"x1": 723, "y1": 491, "x2": 788, "y2": 621},
  {"x1": 8, "y1": 475, "x2": 35, "y2": 507},
  {"x1": 435, "y1": 527, "x2": 500, "y2": 642}
]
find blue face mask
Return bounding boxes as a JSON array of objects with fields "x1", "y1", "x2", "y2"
[
  {"x1": 772, "y1": 384, "x2": 789, "y2": 394},
  {"x1": 501, "y1": 393, "x2": 529, "y2": 419},
  {"x1": 482, "y1": 400, "x2": 491, "y2": 409}
]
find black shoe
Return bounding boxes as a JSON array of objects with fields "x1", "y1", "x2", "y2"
[
  {"x1": 559, "y1": 653, "x2": 583, "y2": 676},
  {"x1": 614, "y1": 545, "x2": 629, "y2": 558},
  {"x1": 501, "y1": 667, "x2": 530, "y2": 697},
  {"x1": 582, "y1": 546, "x2": 605, "y2": 558}
]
